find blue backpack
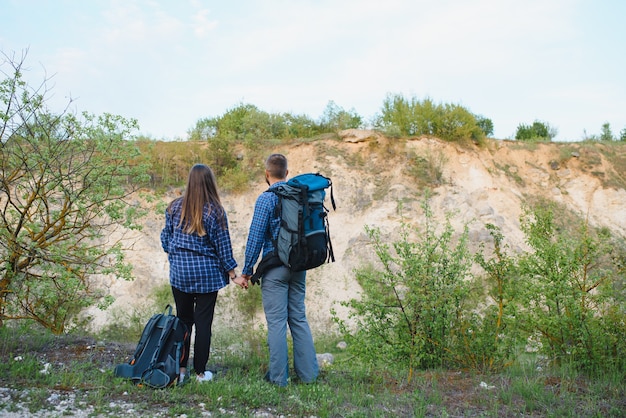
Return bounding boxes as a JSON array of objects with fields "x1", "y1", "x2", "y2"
[{"x1": 271, "y1": 173, "x2": 336, "y2": 272}]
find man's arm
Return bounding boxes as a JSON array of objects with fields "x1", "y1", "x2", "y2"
[{"x1": 242, "y1": 193, "x2": 272, "y2": 276}]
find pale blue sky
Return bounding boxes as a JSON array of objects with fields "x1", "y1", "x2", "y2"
[{"x1": 2, "y1": 0, "x2": 624, "y2": 141}]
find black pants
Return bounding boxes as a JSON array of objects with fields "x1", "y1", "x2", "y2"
[{"x1": 171, "y1": 286, "x2": 218, "y2": 375}]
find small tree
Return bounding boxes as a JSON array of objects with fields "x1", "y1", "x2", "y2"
[
  {"x1": 0, "y1": 51, "x2": 149, "y2": 333},
  {"x1": 475, "y1": 114, "x2": 494, "y2": 137},
  {"x1": 318, "y1": 100, "x2": 362, "y2": 132},
  {"x1": 600, "y1": 122, "x2": 615, "y2": 141}
]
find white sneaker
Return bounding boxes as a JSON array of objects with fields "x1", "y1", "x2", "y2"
[{"x1": 196, "y1": 371, "x2": 214, "y2": 382}]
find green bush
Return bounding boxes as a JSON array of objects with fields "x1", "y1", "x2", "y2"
[
  {"x1": 189, "y1": 103, "x2": 280, "y2": 142},
  {"x1": 466, "y1": 224, "x2": 522, "y2": 372},
  {"x1": 282, "y1": 112, "x2": 320, "y2": 138},
  {"x1": 186, "y1": 102, "x2": 329, "y2": 186},
  {"x1": 437, "y1": 103, "x2": 486, "y2": 144},
  {"x1": 515, "y1": 120, "x2": 557, "y2": 141},
  {"x1": 516, "y1": 203, "x2": 626, "y2": 372},
  {"x1": 188, "y1": 102, "x2": 325, "y2": 143},
  {"x1": 337, "y1": 197, "x2": 626, "y2": 376},
  {"x1": 134, "y1": 139, "x2": 215, "y2": 187},
  {"x1": 375, "y1": 94, "x2": 486, "y2": 145},
  {"x1": 207, "y1": 135, "x2": 239, "y2": 176},
  {"x1": 334, "y1": 198, "x2": 474, "y2": 380}
]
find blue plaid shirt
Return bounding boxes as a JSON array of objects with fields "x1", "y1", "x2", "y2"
[
  {"x1": 161, "y1": 198, "x2": 237, "y2": 293},
  {"x1": 242, "y1": 182, "x2": 283, "y2": 276}
]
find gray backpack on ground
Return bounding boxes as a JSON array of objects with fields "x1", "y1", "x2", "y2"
[{"x1": 114, "y1": 305, "x2": 188, "y2": 388}]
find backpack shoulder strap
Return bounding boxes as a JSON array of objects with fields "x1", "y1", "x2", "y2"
[
  {"x1": 146, "y1": 314, "x2": 177, "y2": 371},
  {"x1": 263, "y1": 187, "x2": 281, "y2": 251},
  {"x1": 130, "y1": 313, "x2": 161, "y2": 365}
]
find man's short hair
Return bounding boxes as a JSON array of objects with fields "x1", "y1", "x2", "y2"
[{"x1": 266, "y1": 153, "x2": 288, "y2": 179}]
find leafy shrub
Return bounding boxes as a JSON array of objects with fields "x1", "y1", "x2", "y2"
[
  {"x1": 282, "y1": 112, "x2": 320, "y2": 138},
  {"x1": 134, "y1": 139, "x2": 214, "y2": 187},
  {"x1": 336, "y1": 195, "x2": 626, "y2": 376},
  {"x1": 218, "y1": 165, "x2": 252, "y2": 192},
  {"x1": 189, "y1": 102, "x2": 326, "y2": 143},
  {"x1": 187, "y1": 102, "x2": 332, "y2": 185},
  {"x1": 189, "y1": 103, "x2": 281, "y2": 142},
  {"x1": 437, "y1": 103, "x2": 486, "y2": 144},
  {"x1": 207, "y1": 135, "x2": 239, "y2": 176},
  {"x1": 334, "y1": 199, "x2": 474, "y2": 380},
  {"x1": 375, "y1": 94, "x2": 486, "y2": 145},
  {"x1": 515, "y1": 120, "x2": 557, "y2": 141},
  {"x1": 516, "y1": 203, "x2": 626, "y2": 372},
  {"x1": 465, "y1": 224, "x2": 522, "y2": 372}
]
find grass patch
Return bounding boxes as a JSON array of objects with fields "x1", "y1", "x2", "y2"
[
  {"x1": 593, "y1": 142, "x2": 626, "y2": 189},
  {"x1": 493, "y1": 162, "x2": 525, "y2": 186},
  {"x1": 1, "y1": 325, "x2": 625, "y2": 416},
  {"x1": 406, "y1": 149, "x2": 447, "y2": 188}
]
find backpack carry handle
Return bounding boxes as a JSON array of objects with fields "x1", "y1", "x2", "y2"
[
  {"x1": 327, "y1": 178, "x2": 336, "y2": 211},
  {"x1": 288, "y1": 172, "x2": 336, "y2": 211}
]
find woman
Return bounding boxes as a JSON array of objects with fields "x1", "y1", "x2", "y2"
[{"x1": 161, "y1": 164, "x2": 247, "y2": 384}]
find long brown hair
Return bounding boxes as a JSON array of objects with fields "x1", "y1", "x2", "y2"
[{"x1": 170, "y1": 164, "x2": 225, "y2": 236}]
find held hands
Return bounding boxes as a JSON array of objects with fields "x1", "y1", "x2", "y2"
[{"x1": 232, "y1": 275, "x2": 249, "y2": 290}]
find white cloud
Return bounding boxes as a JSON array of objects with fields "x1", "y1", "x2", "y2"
[
  {"x1": 192, "y1": 9, "x2": 218, "y2": 38},
  {"x1": 2, "y1": 0, "x2": 624, "y2": 140}
]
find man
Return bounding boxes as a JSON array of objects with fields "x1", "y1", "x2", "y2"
[{"x1": 241, "y1": 153, "x2": 319, "y2": 387}]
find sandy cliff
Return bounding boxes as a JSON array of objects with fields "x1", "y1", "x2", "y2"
[{"x1": 84, "y1": 132, "x2": 626, "y2": 335}]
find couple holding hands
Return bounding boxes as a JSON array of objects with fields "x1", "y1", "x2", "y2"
[{"x1": 160, "y1": 154, "x2": 318, "y2": 387}]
